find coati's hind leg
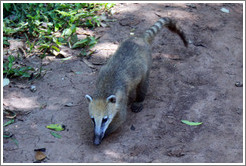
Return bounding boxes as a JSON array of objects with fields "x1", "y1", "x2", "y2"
[{"x1": 131, "y1": 76, "x2": 149, "y2": 113}]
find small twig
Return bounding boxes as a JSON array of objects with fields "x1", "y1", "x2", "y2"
[
  {"x1": 18, "y1": 47, "x2": 27, "y2": 57},
  {"x1": 82, "y1": 58, "x2": 97, "y2": 69},
  {"x1": 92, "y1": 61, "x2": 105, "y2": 65},
  {"x1": 193, "y1": 42, "x2": 207, "y2": 48},
  {"x1": 154, "y1": 12, "x2": 162, "y2": 18}
]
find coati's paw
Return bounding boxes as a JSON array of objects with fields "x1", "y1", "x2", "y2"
[{"x1": 131, "y1": 102, "x2": 143, "y2": 113}]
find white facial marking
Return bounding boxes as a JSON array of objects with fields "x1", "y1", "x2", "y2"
[
  {"x1": 106, "y1": 95, "x2": 116, "y2": 103},
  {"x1": 85, "y1": 94, "x2": 93, "y2": 102}
]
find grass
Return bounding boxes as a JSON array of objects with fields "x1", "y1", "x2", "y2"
[{"x1": 3, "y1": 3, "x2": 115, "y2": 78}]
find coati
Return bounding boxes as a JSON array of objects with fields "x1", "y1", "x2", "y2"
[{"x1": 85, "y1": 17, "x2": 188, "y2": 145}]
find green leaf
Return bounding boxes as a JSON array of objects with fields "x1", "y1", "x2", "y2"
[
  {"x1": 44, "y1": 35, "x2": 53, "y2": 40},
  {"x1": 62, "y1": 28, "x2": 72, "y2": 37},
  {"x1": 3, "y1": 119, "x2": 15, "y2": 127},
  {"x1": 53, "y1": 37, "x2": 62, "y2": 47},
  {"x1": 47, "y1": 22, "x2": 53, "y2": 27},
  {"x1": 46, "y1": 124, "x2": 65, "y2": 131},
  {"x1": 3, "y1": 37, "x2": 10, "y2": 45},
  {"x1": 85, "y1": 19, "x2": 93, "y2": 27},
  {"x1": 21, "y1": 73, "x2": 31, "y2": 78},
  {"x1": 51, "y1": 45, "x2": 60, "y2": 52},
  {"x1": 11, "y1": 138, "x2": 19, "y2": 146},
  {"x1": 69, "y1": 34, "x2": 78, "y2": 46},
  {"x1": 105, "y1": 3, "x2": 115, "y2": 9},
  {"x1": 55, "y1": 10, "x2": 71, "y2": 17},
  {"x1": 55, "y1": 23, "x2": 60, "y2": 32},
  {"x1": 8, "y1": 62, "x2": 13, "y2": 69},
  {"x1": 3, "y1": 134, "x2": 11, "y2": 138},
  {"x1": 88, "y1": 37, "x2": 97, "y2": 47},
  {"x1": 181, "y1": 120, "x2": 203, "y2": 126},
  {"x1": 80, "y1": 49, "x2": 87, "y2": 56},
  {"x1": 26, "y1": 66, "x2": 34, "y2": 71},
  {"x1": 72, "y1": 38, "x2": 88, "y2": 49},
  {"x1": 19, "y1": 67, "x2": 27, "y2": 72},
  {"x1": 4, "y1": 3, "x2": 12, "y2": 11},
  {"x1": 70, "y1": 24, "x2": 76, "y2": 34},
  {"x1": 3, "y1": 40, "x2": 10, "y2": 45},
  {"x1": 38, "y1": 44, "x2": 50, "y2": 50},
  {"x1": 50, "y1": 131, "x2": 62, "y2": 139},
  {"x1": 61, "y1": 56, "x2": 72, "y2": 62},
  {"x1": 8, "y1": 55, "x2": 15, "y2": 63}
]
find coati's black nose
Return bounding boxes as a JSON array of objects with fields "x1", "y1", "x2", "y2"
[
  {"x1": 93, "y1": 134, "x2": 103, "y2": 145},
  {"x1": 94, "y1": 138, "x2": 101, "y2": 145}
]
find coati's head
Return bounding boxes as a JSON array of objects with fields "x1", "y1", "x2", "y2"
[{"x1": 85, "y1": 94, "x2": 118, "y2": 145}]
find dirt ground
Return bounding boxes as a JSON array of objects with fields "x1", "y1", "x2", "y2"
[{"x1": 2, "y1": 3, "x2": 244, "y2": 163}]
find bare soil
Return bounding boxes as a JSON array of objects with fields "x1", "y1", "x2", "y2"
[{"x1": 2, "y1": 3, "x2": 244, "y2": 163}]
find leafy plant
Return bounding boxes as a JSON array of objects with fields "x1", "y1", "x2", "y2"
[
  {"x1": 3, "y1": 119, "x2": 15, "y2": 127},
  {"x1": 3, "y1": 55, "x2": 34, "y2": 78},
  {"x1": 72, "y1": 36, "x2": 97, "y2": 49},
  {"x1": 3, "y1": 37, "x2": 10, "y2": 46},
  {"x1": 3, "y1": 3, "x2": 115, "y2": 46},
  {"x1": 3, "y1": 3, "x2": 115, "y2": 77}
]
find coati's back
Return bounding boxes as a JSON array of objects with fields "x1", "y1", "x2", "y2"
[
  {"x1": 85, "y1": 17, "x2": 188, "y2": 145},
  {"x1": 96, "y1": 37, "x2": 152, "y2": 98}
]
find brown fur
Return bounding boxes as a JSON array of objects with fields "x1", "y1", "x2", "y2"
[{"x1": 85, "y1": 17, "x2": 188, "y2": 145}]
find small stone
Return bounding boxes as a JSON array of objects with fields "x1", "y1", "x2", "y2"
[
  {"x1": 65, "y1": 102, "x2": 74, "y2": 107},
  {"x1": 130, "y1": 125, "x2": 135, "y2": 131},
  {"x1": 186, "y1": 3, "x2": 197, "y2": 9},
  {"x1": 235, "y1": 81, "x2": 243, "y2": 87},
  {"x1": 220, "y1": 7, "x2": 230, "y2": 13},
  {"x1": 236, "y1": 108, "x2": 242, "y2": 115},
  {"x1": 30, "y1": 85, "x2": 37, "y2": 92}
]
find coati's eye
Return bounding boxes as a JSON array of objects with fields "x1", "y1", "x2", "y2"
[
  {"x1": 102, "y1": 116, "x2": 108, "y2": 124},
  {"x1": 106, "y1": 95, "x2": 116, "y2": 103}
]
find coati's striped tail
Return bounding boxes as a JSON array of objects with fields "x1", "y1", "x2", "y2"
[{"x1": 144, "y1": 17, "x2": 188, "y2": 47}]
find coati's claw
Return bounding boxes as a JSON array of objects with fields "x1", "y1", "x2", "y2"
[{"x1": 131, "y1": 102, "x2": 143, "y2": 113}]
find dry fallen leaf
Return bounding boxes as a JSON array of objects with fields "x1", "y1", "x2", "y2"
[{"x1": 35, "y1": 151, "x2": 46, "y2": 161}]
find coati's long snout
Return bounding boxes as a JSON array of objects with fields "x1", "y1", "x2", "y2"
[
  {"x1": 85, "y1": 94, "x2": 118, "y2": 145},
  {"x1": 93, "y1": 132, "x2": 104, "y2": 145},
  {"x1": 85, "y1": 17, "x2": 188, "y2": 145}
]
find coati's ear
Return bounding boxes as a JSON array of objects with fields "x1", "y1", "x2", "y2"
[
  {"x1": 85, "y1": 95, "x2": 93, "y2": 103},
  {"x1": 106, "y1": 95, "x2": 116, "y2": 103}
]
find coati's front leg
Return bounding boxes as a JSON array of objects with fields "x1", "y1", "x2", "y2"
[{"x1": 131, "y1": 76, "x2": 149, "y2": 113}]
